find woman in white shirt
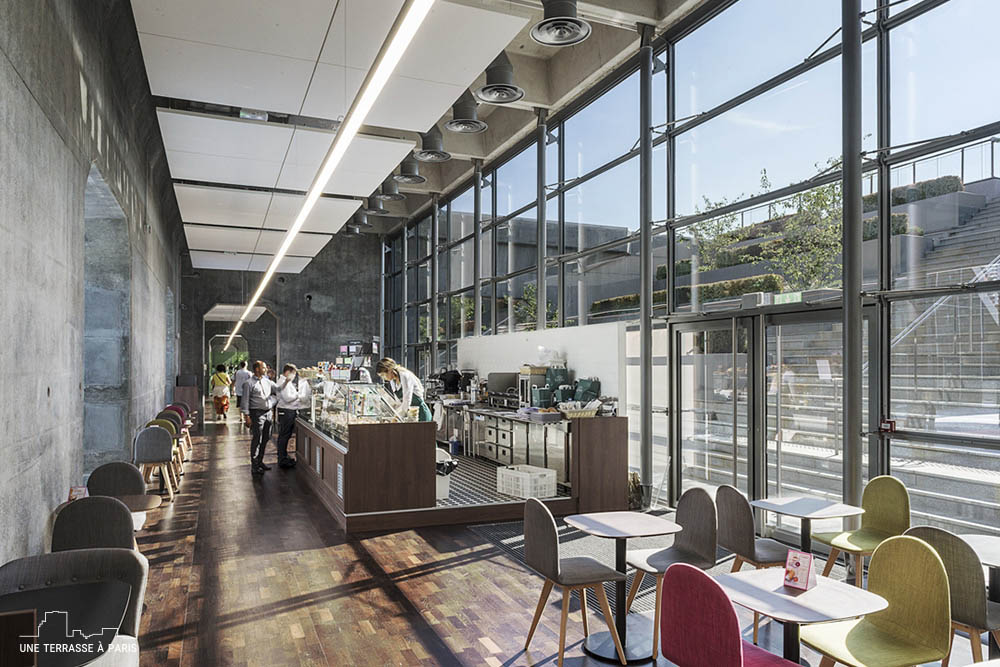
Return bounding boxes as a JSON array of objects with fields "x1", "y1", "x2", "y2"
[{"x1": 376, "y1": 358, "x2": 432, "y2": 422}]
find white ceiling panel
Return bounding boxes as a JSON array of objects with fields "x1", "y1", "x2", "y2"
[
  {"x1": 253, "y1": 230, "x2": 332, "y2": 257},
  {"x1": 296, "y1": 63, "x2": 352, "y2": 123},
  {"x1": 393, "y1": 3, "x2": 528, "y2": 86},
  {"x1": 139, "y1": 34, "x2": 315, "y2": 114},
  {"x1": 157, "y1": 110, "x2": 293, "y2": 161},
  {"x1": 359, "y1": 75, "x2": 466, "y2": 133},
  {"x1": 185, "y1": 225, "x2": 263, "y2": 254},
  {"x1": 249, "y1": 254, "x2": 312, "y2": 273},
  {"x1": 204, "y1": 304, "x2": 267, "y2": 322},
  {"x1": 275, "y1": 129, "x2": 413, "y2": 195},
  {"x1": 319, "y1": 0, "x2": 404, "y2": 69},
  {"x1": 166, "y1": 151, "x2": 283, "y2": 189},
  {"x1": 264, "y1": 194, "x2": 361, "y2": 234},
  {"x1": 131, "y1": 0, "x2": 335, "y2": 61},
  {"x1": 174, "y1": 184, "x2": 272, "y2": 228},
  {"x1": 190, "y1": 251, "x2": 310, "y2": 274}
]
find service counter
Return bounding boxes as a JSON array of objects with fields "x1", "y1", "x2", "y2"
[{"x1": 295, "y1": 380, "x2": 629, "y2": 533}]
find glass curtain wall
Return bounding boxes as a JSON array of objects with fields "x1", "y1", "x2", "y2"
[{"x1": 382, "y1": 0, "x2": 1000, "y2": 535}]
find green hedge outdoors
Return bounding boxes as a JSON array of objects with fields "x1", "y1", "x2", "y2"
[
  {"x1": 862, "y1": 174, "x2": 962, "y2": 212},
  {"x1": 589, "y1": 274, "x2": 787, "y2": 314}
]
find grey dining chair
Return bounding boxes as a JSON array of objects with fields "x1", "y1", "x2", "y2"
[
  {"x1": 624, "y1": 487, "x2": 718, "y2": 659},
  {"x1": 87, "y1": 462, "x2": 149, "y2": 531},
  {"x1": 87, "y1": 462, "x2": 146, "y2": 497},
  {"x1": 0, "y1": 547, "x2": 148, "y2": 661},
  {"x1": 52, "y1": 497, "x2": 136, "y2": 552},
  {"x1": 156, "y1": 409, "x2": 191, "y2": 460},
  {"x1": 522, "y1": 498, "x2": 627, "y2": 666},
  {"x1": 905, "y1": 525, "x2": 999, "y2": 665},
  {"x1": 134, "y1": 426, "x2": 175, "y2": 501},
  {"x1": 717, "y1": 484, "x2": 789, "y2": 644}
]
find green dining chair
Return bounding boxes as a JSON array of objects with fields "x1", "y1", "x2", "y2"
[
  {"x1": 801, "y1": 535, "x2": 951, "y2": 667},
  {"x1": 905, "y1": 526, "x2": 999, "y2": 665},
  {"x1": 814, "y1": 476, "x2": 909, "y2": 587}
]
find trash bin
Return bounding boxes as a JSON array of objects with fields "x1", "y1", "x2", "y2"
[{"x1": 436, "y1": 447, "x2": 458, "y2": 501}]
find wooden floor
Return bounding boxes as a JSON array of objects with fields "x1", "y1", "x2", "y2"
[{"x1": 136, "y1": 406, "x2": 975, "y2": 666}]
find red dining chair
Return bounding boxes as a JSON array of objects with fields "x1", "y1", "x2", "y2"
[{"x1": 660, "y1": 563, "x2": 797, "y2": 667}]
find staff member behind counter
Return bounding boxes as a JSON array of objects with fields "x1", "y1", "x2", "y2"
[
  {"x1": 376, "y1": 358, "x2": 432, "y2": 422},
  {"x1": 275, "y1": 363, "x2": 311, "y2": 468}
]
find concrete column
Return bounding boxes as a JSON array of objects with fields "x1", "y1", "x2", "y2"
[{"x1": 639, "y1": 36, "x2": 654, "y2": 507}]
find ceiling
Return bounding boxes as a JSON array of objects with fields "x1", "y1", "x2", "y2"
[
  {"x1": 204, "y1": 304, "x2": 268, "y2": 322},
  {"x1": 133, "y1": 0, "x2": 529, "y2": 272},
  {"x1": 136, "y1": 0, "x2": 706, "y2": 271}
]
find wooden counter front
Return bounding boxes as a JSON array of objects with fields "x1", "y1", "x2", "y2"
[{"x1": 296, "y1": 418, "x2": 437, "y2": 530}]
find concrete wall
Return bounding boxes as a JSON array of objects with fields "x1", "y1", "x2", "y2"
[
  {"x1": 0, "y1": 0, "x2": 183, "y2": 562},
  {"x1": 180, "y1": 232, "x2": 382, "y2": 381}
]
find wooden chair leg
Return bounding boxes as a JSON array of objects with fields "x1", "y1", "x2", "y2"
[
  {"x1": 594, "y1": 584, "x2": 627, "y2": 666},
  {"x1": 730, "y1": 556, "x2": 744, "y2": 573},
  {"x1": 558, "y1": 588, "x2": 570, "y2": 667},
  {"x1": 578, "y1": 589, "x2": 589, "y2": 637},
  {"x1": 159, "y1": 464, "x2": 174, "y2": 502},
  {"x1": 971, "y1": 629, "x2": 984, "y2": 663},
  {"x1": 819, "y1": 656, "x2": 836, "y2": 667},
  {"x1": 652, "y1": 574, "x2": 663, "y2": 659},
  {"x1": 625, "y1": 571, "x2": 644, "y2": 613},
  {"x1": 753, "y1": 612, "x2": 761, "y2": 645},
  {"x1": 941, "y1": 626, "x2": 956, "y2": 667},
  {"x1": 822, "y1": 549, "x2": 840, "y2": 577},
  {"x1": 142, "y1": 464, "x2": 152, "y2": 483},
  {"x1": 854, "y1": 553, "x2": 864, "y2": 588},
  {"x1": 525, "y1": 579, "x2": 553, "y2": 650}
]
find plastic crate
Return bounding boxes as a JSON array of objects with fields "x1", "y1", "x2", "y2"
[{"x1": 497, "y1": 465, "x2": 557, "y2": 499}]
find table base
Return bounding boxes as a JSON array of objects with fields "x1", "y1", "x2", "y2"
[
  {"x1": 582, "y1": 613, "x2": 654, "y2": 663},
  {"x1": 783, "y1": 621, "x2": 801, "y2": 664}
]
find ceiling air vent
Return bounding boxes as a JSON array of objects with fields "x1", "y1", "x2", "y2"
[
  {"x1": 475, "y1": 52, "x2": 524, "y2": 104},
  {"x1": 393, "y1": 154, "x2": 426, "y2": 184},
  {"x1": 445, "y1": 90, "x2": 488, "y2": 134},
  {"x1": 531, "y1": 0, "x2": 592, "y2": 47},
  {"x1": 375, "y1": 176, "x2": 406, "y2": 201},
  {"x1": 363, "y1": 190, "x2": 389, "y2": 215},
  {"x1": 413, "y1": 125, "x2": 452, "y2": 162}
]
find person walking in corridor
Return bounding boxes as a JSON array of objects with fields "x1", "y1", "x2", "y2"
[
  {"x1": 241, "y1": 360, "x2": 278, "y2": 474},
  {"x1": 275, "y1": 363, "x2": 311, "y2": 468},
  {"x1": 210, "y1": 364, "x2": 231, "y2": 421},
  {"x1": 232, "y1": 360, "x2": 252, "y2": 428}
]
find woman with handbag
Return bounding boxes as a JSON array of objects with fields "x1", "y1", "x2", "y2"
[{"x1": 209, "y1": 364, "x2": 232, "y2": 421}]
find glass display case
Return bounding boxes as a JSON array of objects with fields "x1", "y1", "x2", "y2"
[{"x1": 308, "y1": 380, "x2": 415, "y2": 441}]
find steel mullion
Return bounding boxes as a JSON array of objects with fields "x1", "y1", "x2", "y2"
[{"x1": 883, "y1": 120, "x2": 1000, "y2": 167}]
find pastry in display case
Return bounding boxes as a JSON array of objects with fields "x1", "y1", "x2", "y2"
[{"x1": 308, "y1": 380, "x2": 416, "y2": 441}]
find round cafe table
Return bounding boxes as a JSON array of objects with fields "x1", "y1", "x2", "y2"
[
  {"x1": 0, "y1": 580, "x2": 131, "y2": 667},
  {"x1": 750, "y1": 496, "x2": 864, "y2": 553},
  {"x1": 715, "y1": 567, "x2": 887, "y2": 664},
  {"x1": 564, "y1": 511, "x2": 682, "y2": 662}
]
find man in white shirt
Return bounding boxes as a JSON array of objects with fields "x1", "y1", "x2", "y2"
[
  {"x1": 233, "y1": 361, "x2": 253, "y2": 427},
  {"x1": 275, "y1": 363, "x2": 311, "y2": 468},
  {"x1": 241, "y1": 360, "x2": 278, "y2": 474}
]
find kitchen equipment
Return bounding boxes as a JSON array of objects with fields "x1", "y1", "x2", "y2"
[{"x1": 487, "y1": 372, "x2": 518, "y2": 394}]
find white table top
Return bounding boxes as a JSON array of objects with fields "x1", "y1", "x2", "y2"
[
  {"x1": 565, "y1": 511, "x2": 683, "y2": 539},
  {"x1": 961, "y1": 534, "x2": 1000, "y2": 568},
  {"x1": 715, "y1": 567, "x2": 887, "y2": 624},
  {"x1": 751, "y1": 496, "x2": 865, "y2": 520}
]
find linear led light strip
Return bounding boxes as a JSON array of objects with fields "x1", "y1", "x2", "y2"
[{"x1": 224, "y1": 0, "x2": 436, "y2": 351}]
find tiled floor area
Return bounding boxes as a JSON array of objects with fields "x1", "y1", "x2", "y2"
[{"x1": 135, "y1": 406, "x2": 979, "y2": 666}]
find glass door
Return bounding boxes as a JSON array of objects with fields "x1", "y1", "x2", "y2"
[
  {"x1": 673, "y1": 319, "x2": 751, "y2": 499},
  {"x1": 763, "y1": 309, "x2": 873, "y2": 534}
]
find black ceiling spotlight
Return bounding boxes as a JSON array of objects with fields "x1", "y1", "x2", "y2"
[
  {"x1": 445, "y1": 90, "x2": 488, "y2": 134},
  {"x1": 362, "y1": 190, "x2": 389, "y2": 215},
  {"x1": 393, "y1": 154, "x2": 426, "y2": 184},
  {"x1": 531, "y1": 0, "x2": 592, "y2": 47},
  {"x1": 476, "y1": 52, "x2": 525, "y2": 104},
  {"x1": 375, "y1": 176, "x2": 406, "y2": 201},
  {"x1": 413, "y1": 124, "x2": 452, "y2": 162}
]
